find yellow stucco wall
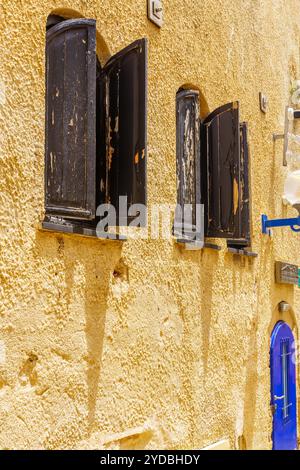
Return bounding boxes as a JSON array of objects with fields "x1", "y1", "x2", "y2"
[{"x1": 1, "y1": 0, "x2": 300, "y2": 450}]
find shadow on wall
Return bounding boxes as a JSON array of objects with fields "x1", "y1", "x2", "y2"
[
  {"x1": 199, "y1": 249, "x2": 219, "y2": 379},
  {"x1": 171, "y1": 243, "x2": 216, "y2": 377},
  {"x1": 240, "y1": 308, "x2": 259, "y2": 450},
  {"x1": 39, "y1": 8, "x2": 121, "y2": 437},
  {"x1": 240, "y1": 239, "x2": 271, "y2": 450},
  {"x1": 34, "y1": 229, "x2": 123, "y2": 436}
]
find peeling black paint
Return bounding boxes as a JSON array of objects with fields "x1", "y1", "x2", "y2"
[
  {"x1": 175, "y1": 89, "x2": 201, "y2": 240},
  {"x1": 45, "y1": 19, "x2": 97, "y2": 220},
  {"x1": 102, "y1": 39, "x2": 147, "y2": 225},
  {"x1": 202, "y1": 101, "x2": 245, "y2": 239},
  {"x1": 45, "y1": 20, "x2": 147, "y2": 230}
]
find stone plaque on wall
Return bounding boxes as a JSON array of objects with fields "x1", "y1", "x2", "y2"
[{"x1": 275, "y1": 261, "x2": 299, "y2": 285}]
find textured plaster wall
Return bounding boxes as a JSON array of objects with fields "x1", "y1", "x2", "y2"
[{"x1": 0, "y1": 0, "x2": 300, "y2": 450}]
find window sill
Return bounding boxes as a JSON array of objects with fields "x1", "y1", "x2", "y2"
[
  {"x1": 227, "y1": 247, "x2": 258, "y2": 257},
  {"x1": 176, "y1": 239, "x2": 204, "y2": 251},
  {"x1": 203, "y1": 242, "x2": 222, "y2": 251},
  {"x1": 40, "y1": 218, "x2": 126, "y2": 241},
  {"x1": 176, "y1": 239, "x2": 221, "y2": 251},
  {"x1": 176, "y1": 238, "x2": 257, "y2": 255}
]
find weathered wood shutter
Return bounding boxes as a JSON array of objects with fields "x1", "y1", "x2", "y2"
[
  {"x1": 202, "y1": 102, "x2": 241, "y2": 238},
  {"x1": 226, "y1": 122, "x2": 251, "y2": 247},
  {"x1": 45, "y1": 19, "x2": 97, "y2": 220},
  {"x1": 102, "y1": 39, "x2": 147, "y2": 224},
  {"x1": 239, "y1": 122, "x2": 250, "y2": 242},
  {"x1": 175, "y1": 89, "x2": 201, "y2": 240}
]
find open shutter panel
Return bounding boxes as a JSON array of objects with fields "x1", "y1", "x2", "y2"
[
  {"x1": 202, "y1": 102, "x2": 241, "y2": 238},
  {"x1": 239, "y1": 122, "x2": 250, "y2": 242},
  {"x1": 45, "y1": 19, "x2": 97, "y2": 220},
  {"x1": 103, "y1": 39, "x2": 147, "y2": 225},
  {"x1": 227, "y1": 122, "x2": 251, "y2": 247},
  {"x1": 175, "y1": 89, "x2": 201, "y2": 240}
]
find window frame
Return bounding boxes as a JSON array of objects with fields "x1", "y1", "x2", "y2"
[{"x1": 43, "y1": 17, "x2": 148, "y2": 237}]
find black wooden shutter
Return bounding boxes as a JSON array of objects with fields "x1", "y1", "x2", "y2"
[
  {"x1": 45, "y1": 19, "x2": 97, "y2": 220},
  {"x1": 239, "y1": 122, "x2": 250, "y2": 242},
  {"x1": 102, "y1": 39, "x2": 147, "y2": 225},
  {"x1": 175, "y1": 89, "x2": 201, "y2": 240},
  {"x1": 202, "y1": 102, "x2": 241, "y2": 238}
]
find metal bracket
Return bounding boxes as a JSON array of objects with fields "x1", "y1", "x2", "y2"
[
  {"x1": 273, "y1": 106, "x2": 300, "y2": 166},
  {"x1": 262, "y1": 214, "x2": 300, "y2": 236},
  {"x1": 147, "y1": 0, "x2": 163, "y2": 28},
  {"x1": 259, "y1": 92, "x2": 268, "y2": 114}
]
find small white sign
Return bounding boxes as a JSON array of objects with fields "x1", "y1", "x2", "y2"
[{"x1": 148, "y1": 0, "x2": 163, "y2": 28}]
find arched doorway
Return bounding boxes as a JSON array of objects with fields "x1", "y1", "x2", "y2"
[{"x1": 270, "y1": 321, "x2": 297, "y2": 450}]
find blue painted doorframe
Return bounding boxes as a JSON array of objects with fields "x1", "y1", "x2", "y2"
[{"x1": 270, "y1": 321, "x2": 297, "y2": 450}]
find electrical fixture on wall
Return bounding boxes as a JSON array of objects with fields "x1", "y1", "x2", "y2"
[
  {"x1": 262, "y1": 87, "x2": 300, "y2": 236},
  {"x1": 278, "y1": 301, "x2": 291, "y2": 313},
  {"x1": 148, "y1": 0, "x2": 163, "y2": 28},
  {"x1": 273, "y1": 106, "x2": 300, "y2": 166},
  {"x1": 259, "y1": 92, "x2": 268, "y2": 114},
  {"x1": 262, "y1": 163, "x2": 300, "y2": 235},
  {"x1": 272, "y1": 81, "x2": 300, "y2": 166}
]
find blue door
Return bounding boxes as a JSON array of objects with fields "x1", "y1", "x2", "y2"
[{"x1": 270, "y1": 321, "x2": 297, "y2": 450}]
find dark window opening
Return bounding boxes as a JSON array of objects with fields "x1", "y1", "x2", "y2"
[
  {"x1": 176, "y1": 95, "x2": 252, "y2": 251},
  {"x1": 46, "y1": 15, "x2": 65, "y2": 31},
  {"x1": 43, "y1": 17, "x2": 147, "y2": 237}
]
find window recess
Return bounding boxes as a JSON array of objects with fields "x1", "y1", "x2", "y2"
[
  {"x1": 201, "y1": 102, "x2": 255, "y2": 254},
  {"x1": 43, "y1": 17, "x2": 147, "y2": 237},
  {"x1": 176, "y1": 97, "x2": 254, "y2": 253}
]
